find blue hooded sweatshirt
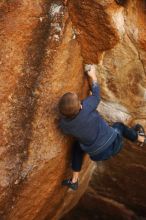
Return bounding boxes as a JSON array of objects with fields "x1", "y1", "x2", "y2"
[{"x1": 60, "y1": 82, "x2": 117, "y2": 157}]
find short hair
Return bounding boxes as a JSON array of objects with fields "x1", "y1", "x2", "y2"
[{"x1": 59, "y1": 92, "x2": 80, "y2": 118}]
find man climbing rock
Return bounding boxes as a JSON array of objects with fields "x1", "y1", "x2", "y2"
[{"x1": 59, "y1": 65, "x2": 146, "y2": 190}]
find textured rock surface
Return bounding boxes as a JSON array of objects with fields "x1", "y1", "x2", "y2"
[
  {"x1": 62, "y1": 0, "x2": 146, "y2": 219},
  {"x1": 0, "y1": 0, "x2": 146, "y2": 220},
  {"x1": 0, "y1": 1, "x2": 94, "y2": 219}
]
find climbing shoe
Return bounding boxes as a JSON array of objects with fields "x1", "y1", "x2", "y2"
[
  {"x1": 133, "y1": 124, "x2": 146, "y2": 147},
  {"x1": 62, "y1": 179, "x2": 78, "y2": 191}
]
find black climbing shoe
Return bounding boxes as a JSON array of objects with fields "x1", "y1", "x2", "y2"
[
  {"x1": 133, "y1": 124, "x2": 146, "y2": 147},
  {"x1": 62, "y1": 179, "x2": 78, "y2": 191},
  {"x1": 115, "y1": 0, "x2": 126, "y2": 6},
  {"x1": 133, "y1": 124, "x2": 145, "y2": 135}
]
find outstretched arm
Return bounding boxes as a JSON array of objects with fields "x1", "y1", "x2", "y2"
[{"x1": 84, "y1": 65, "x2": 100, "y2": 110}]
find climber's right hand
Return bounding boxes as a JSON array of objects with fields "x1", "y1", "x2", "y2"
[{"x1": 86, "y1": 65, "x2": 97, "y2": 82}]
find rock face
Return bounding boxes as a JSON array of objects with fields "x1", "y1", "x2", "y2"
[
  {"x1": 0, "y1": 0, "x2": 146, "y2": 220},
  {"x1": 62, "y1": 0, "x2": 146, "y2": 219},
  {"x1": 0, "y1": 1, "x2": 94, "y2": 219}
]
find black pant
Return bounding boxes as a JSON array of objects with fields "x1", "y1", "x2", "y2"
[
  {"x1": 112, "y1": 122, "x2": 137, "y2": 142},
  {"x1": 71, "y1": 122, "x2": 138, "y2": 172}
]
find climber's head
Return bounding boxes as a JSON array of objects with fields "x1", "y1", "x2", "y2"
[{"x1": 59, "y1": 92, "x2": 81, "y2": 118}]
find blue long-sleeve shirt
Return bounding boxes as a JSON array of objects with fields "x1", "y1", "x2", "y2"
[{"x1": 60, "y1": 82, "x2": 117, "y2": 157}]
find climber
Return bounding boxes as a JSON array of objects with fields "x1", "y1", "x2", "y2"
[{"x1": 59, "y1": 65, "x2": 146, "y2": 191}]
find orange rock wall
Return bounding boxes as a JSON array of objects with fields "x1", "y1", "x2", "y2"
[
  {"x1": 62, "y1": 0, "x2": 146, "y2": 219},
  {"x1": 0, "y1": 1, "x2": 94, "y2": 219},
  {"x1": 0, "y1": 0, "x2": 146, "y2": 220}
]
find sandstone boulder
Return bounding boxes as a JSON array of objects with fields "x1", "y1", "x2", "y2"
[
  {"x1": 0, "y1": 0, "x2": 146, "y2": 220},
  {"x1": 62, "y1": 0, "x2": 146, "y2": 219}
]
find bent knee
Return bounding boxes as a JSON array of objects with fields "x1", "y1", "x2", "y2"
[{"x1": 112, "y1": 122, "x2": 124, "y2": 128}]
